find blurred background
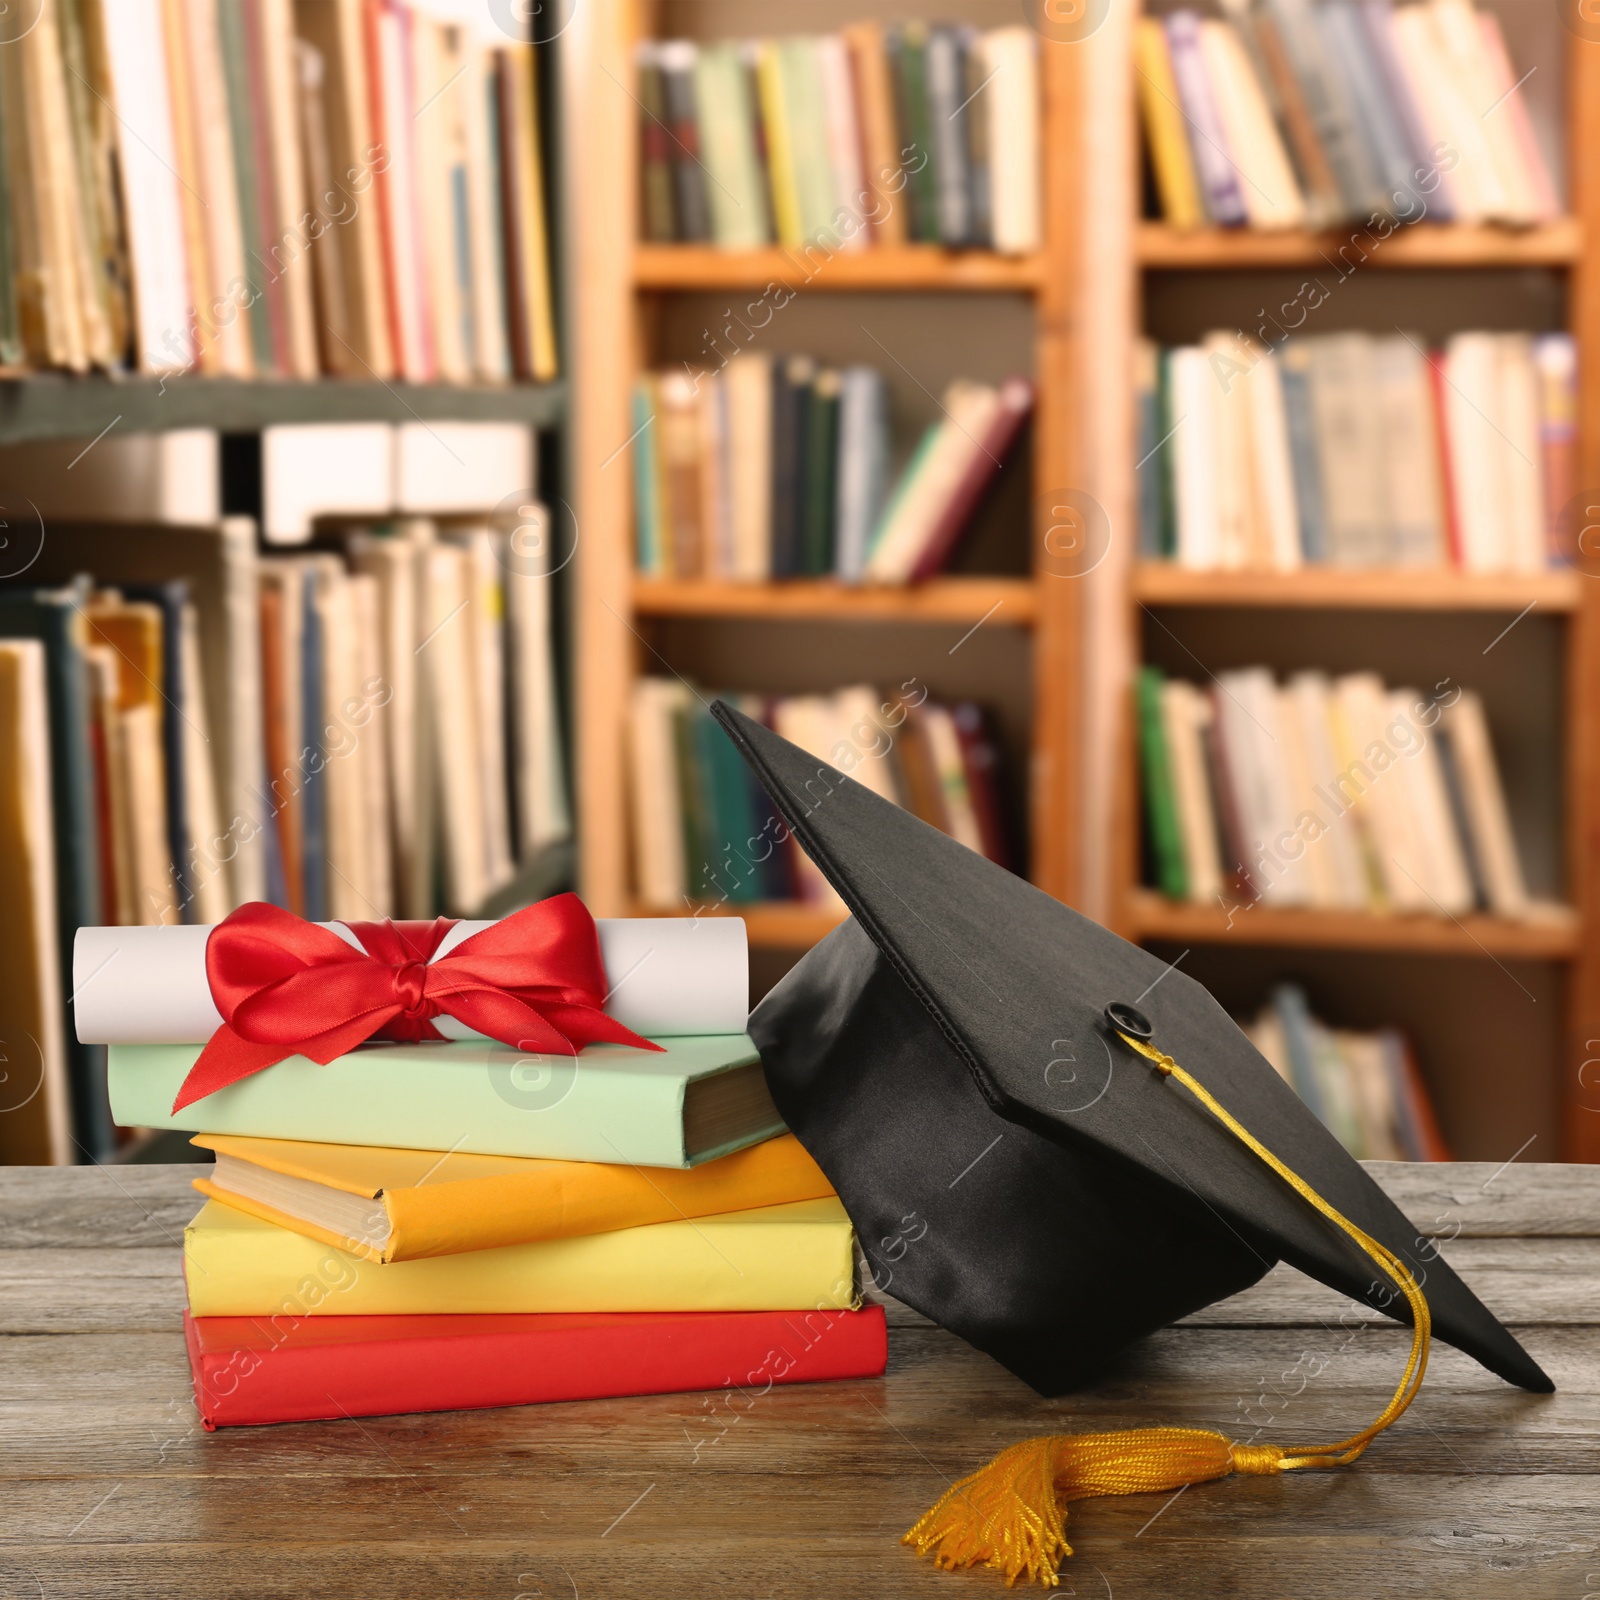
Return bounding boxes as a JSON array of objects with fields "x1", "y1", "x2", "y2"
[{"x1": 0, "y1": 0, "x2": 1595, "y2": 1169}]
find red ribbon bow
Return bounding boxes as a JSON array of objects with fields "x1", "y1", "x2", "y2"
[{"x1": 171, "y1": 894, "x2": 663, "y2": 1112}]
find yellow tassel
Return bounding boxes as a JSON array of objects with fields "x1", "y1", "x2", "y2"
[
  {"x1": 904, "y1": 1033, "x2": 1432, "y2": 1587},
  {"x1": 904, "y1": 1429, "x2": 1283, "y2": 1587}
]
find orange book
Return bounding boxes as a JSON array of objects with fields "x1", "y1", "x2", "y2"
[
  {"x1": 257, "y1": 580, "x2": 304, "y2": 915},
  {"x1": 843, "y1": 21, "x2": 906, "y2": 246},
  {"x1": 85, "y1": 596, "x2": 175, "y2": 924},
  {"x1": 1427, "y1": 351, "x2": 1463, "y2": 569},
  {"x1": 190, "y1": 1131, "x2": 835, "y2": 1262}
]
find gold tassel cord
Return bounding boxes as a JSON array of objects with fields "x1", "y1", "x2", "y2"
[{"x1": 903, "y1": 1031, "x2": 1433, "y2": 1588}]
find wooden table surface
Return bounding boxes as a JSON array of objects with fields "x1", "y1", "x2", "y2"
[{"x1": 3, "y1": 1160, "x2": 1598, "y2": 1599}]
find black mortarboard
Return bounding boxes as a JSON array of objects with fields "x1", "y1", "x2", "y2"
[{"x1": 709, "y1": 699, "x2": 1553, "y2": 1582}]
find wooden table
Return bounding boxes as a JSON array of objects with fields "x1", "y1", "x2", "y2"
[{"x1": 4, "y1": 1161, "x2": 1598, "y2": 1599}]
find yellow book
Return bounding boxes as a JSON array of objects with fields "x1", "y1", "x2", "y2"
[
  {"x1": 504, "y1": 40, "x2": 558, "y2": 381},
  {"x1": 1134, "y1": 17, "x2": 1205, "y2": 231},
  {"x1": 190, "y1": 1130, "x2": 835, "y2": 1262},
  {"x1": 183, "y1": 1196, "x2": 857, "y2": 1316},
  {"x1": 756, "y1": 42, "x2": 802, "y2": 248}
]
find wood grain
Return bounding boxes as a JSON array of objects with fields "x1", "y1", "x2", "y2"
[
  {"x1": 4, "y1": 1163, "x2": 1596, "y2": 1599},
  {"x1": 1132, "y1": 565, "x2": 1585, "y2": 613},
  {"x1": 630, "y1": 576, "x2": 1039, "y2": 625},
  {"x1": 625, "y1": 900, "x2": 848, "y2": 950},
  {"x1": 632, "y1": 244, "x2": 1047, "y2": 291},
  {"x1": 569, "y1": 0, "x2": 640, "y2": 918},
  {"x1": 1136, "y1": 218, "x2": 1584, "y2": 269},
  {"x1": 1125, "y1": 891, "x2": 1582, "y2": 959}
]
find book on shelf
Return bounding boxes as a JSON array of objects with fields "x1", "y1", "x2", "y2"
[
  {"x1": 183, "y1": 1305, "x2": 888, "y2": 1429},
  {"x1": 629, "y1": 680, "x2": 1011, "y2": 914},
  {"x1": 638, "y1": 22, "x2": 1040, "y2": 253},
  {"x1": 1136, "y1": 663, "x2": 1541, "y2": 919},
  {"x1": 1137, "y1": 0, "x2": 1560, "y2": 231},
  {"x1": 1241, "y1": 983, "x2": 1450, "y2": 1160},
  {"x1": 0, "y1": 639, "x2": 74, "y2": 1165},
  {"x1": 633, "y1": 360, "x2": 1032, "y2": 584},
  {"x1": 0, "y1": 0, "x2": 556, "y2": 381},
  {"x1": 7, "y1": 508, "x2": 566, "y2": 928},
  {"x1": 1136, "y1": 330, "x2": 1577, "y2": 573}
]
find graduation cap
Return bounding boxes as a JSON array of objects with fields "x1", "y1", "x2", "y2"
[{"x1": 709, "y1": 699, "x2": 1553, "y2": 1587}]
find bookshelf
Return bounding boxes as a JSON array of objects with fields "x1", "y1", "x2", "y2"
[
  {"x1": 1136, "y1": 218, "x2": 1584, "y2": 269},
  {"x1": 1131, "y1": 565, "x2": 1583, "y2": 612},
  {"x1": 571, "y1": 0, "x2": 1083, "y2": 946},
  {"x1": 1102, "y1": 6, "x2": 1600, "y2": 1163},
  {"x1": 0, "y1": 15, "x2": 572, "y2": 1170},
  {"x1": 633, "y1": 243, "x2": 1049, "y2": 289},
  {"x1": 632, "y1": 575, "x2": 1038, "y2": 623},
  {"x1": 0, "y1": 376, "x2": 569, "y2": 444},
  {"x1": 1126, "y1": 891, "x2": 1582, "y2": 961}
]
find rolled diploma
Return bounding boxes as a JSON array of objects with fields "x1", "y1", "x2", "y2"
[{"x1": 72, "y1": 917, "x2": 749, "y2": 1044}]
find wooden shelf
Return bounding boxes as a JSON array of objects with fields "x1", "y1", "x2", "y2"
[
  {"x1": 1132, "y1": 565, "x2": 1583, "y2": 612},
  {"x1": 1136, "y1": 218, "x2": 1583, "y2": 270},
  {"x1": 632, "y1": 901, "x2": 848, "y2": 949},
  {"x1": 632, "y1": 575, "x2": 1037, "y2": 624},
  {"x1": 633, "y1": 244, "x2": 1045, "y2": 292},
  {"x1": 0, "y1": 375, "x2": 567, "y2": 443},
  {"x1": 1125, "y1": 891, "x2": 1581, "y2": 959}
]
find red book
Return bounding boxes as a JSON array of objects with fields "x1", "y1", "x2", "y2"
[
  {"x1": 908, "y1": 377, "x2": 1035, "y2": 581},
  {"x1": 1426, "y1": 351, "x2": 1463, "y2": 569},
  {"x1": 183, "y1": 1306, "x2": 888, "y2": 1429}
]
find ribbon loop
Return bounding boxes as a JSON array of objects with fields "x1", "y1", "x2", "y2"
[{"x1": 170, "y1": 895, "x2": 663, "y2": 1112}]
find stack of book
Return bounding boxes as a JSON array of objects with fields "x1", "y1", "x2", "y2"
[
  {"x1": 0, "y1": 0, "x2": 555, "y2": 380},
  {"x1": 87, "y1": 914, "x2": 886, "y2": 1426},
  {"x1": 639, "y1": 23, "x2": 1040, "y2": 252},
  {"x1": 1137, "y1": 331, "x2": 1577, "y2": 572},
  {"x1": 1137, "y1": 664, "x2": 1533, "y2": 915},
  {"x1": 634, "y1": 363, "x2": 1032, "y2": 583},
  {"x1": 630, "y1": 681, "x2": 1011, "y2": 912},
  {"x1": 1240, "y1": 984, "x2": 1449, "y2": 1160},
  {"x1": 1136, "y1": 0, "x2": 1559, "y2": 230}
]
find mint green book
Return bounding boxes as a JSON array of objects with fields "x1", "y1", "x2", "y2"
[
  {"x1": 693, "y1": 42, "x2": 770, "y2": 248},
  {"x1": 779, "y1": 39, "x2": 838, "y2": 246},
  {"x1": 864, "y1": 424, "x2": 939, "y2": 566},
  {"x1": 632, "y1": 378, "x2": 662, "y2": 572},
  {"x1": 109, "y1": 1035, "x2": 781, "y2": 1168}
]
